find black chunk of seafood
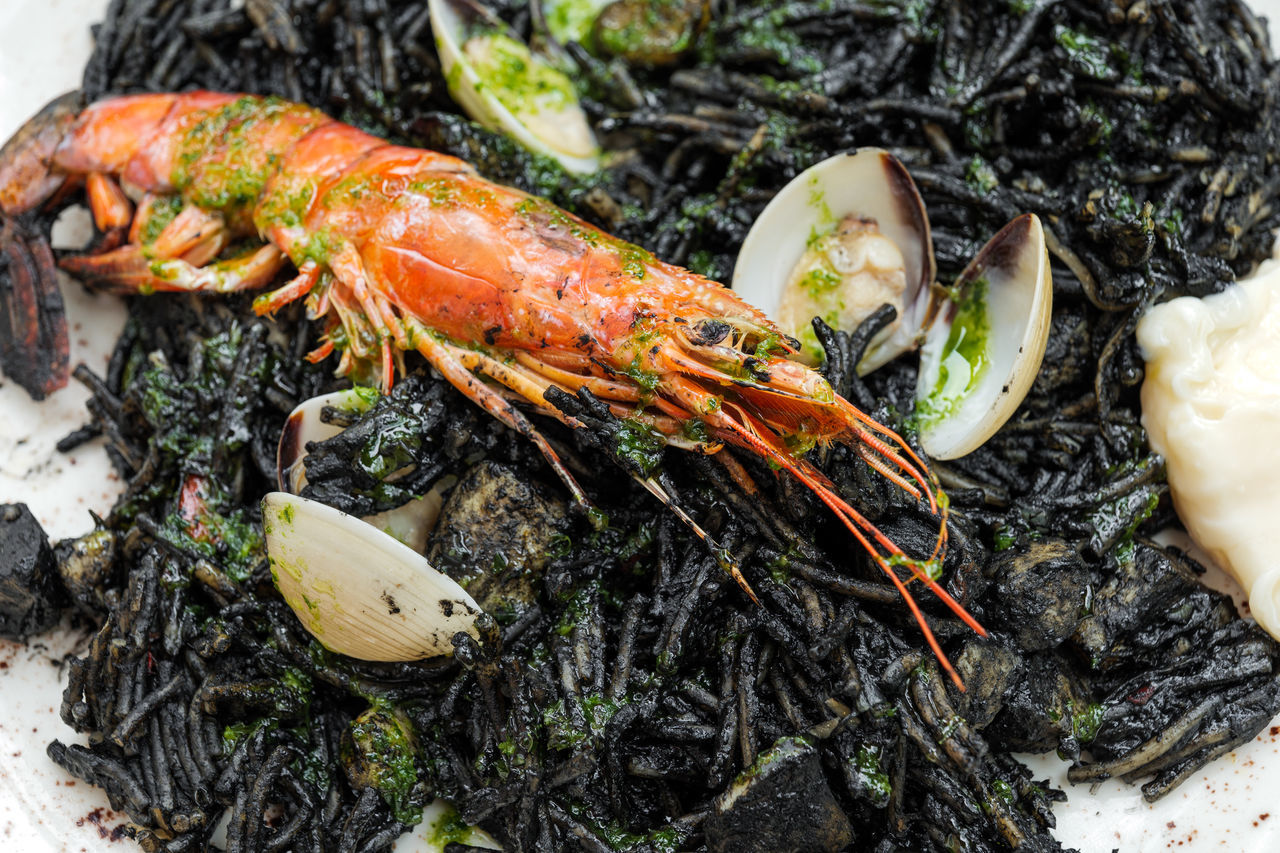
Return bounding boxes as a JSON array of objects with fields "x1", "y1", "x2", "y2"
[
  {"x1": 703, "y1": 736, "x2": 854, "y2": 853},
  {"x1": 985, "y1": 653, "x2": 1091, "y2": 754},
  {"x1": 1065, "y1": 542, "x2": 1280, "y2": 799},
  {"x1": 1073, "y1": 541, "x2": 1235, "y2": 673},
  {"x1": 0, "y1": 503, "x2": 63, "y2": 638},
  {"x1": 427, "y1": 459, "x2": 568, "y2": 624},
  {"x1": 0, "y1": 220, "x2": 67, "y2": 399},
  {"x1": 949, "y1": 639, "x2": 1023, "y2": 731},
  {"x1": 988, "y1": 539, "x2": 1091, "y2": 652}
]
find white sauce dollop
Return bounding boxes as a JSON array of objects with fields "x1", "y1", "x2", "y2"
[{"x1": 1137, "y1": 261, "x2": 1280, "y2": 638}]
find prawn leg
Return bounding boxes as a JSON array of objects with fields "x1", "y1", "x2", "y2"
[
  {"x1": 401, "y1": 317, "x2": 600, "y2": 524},
  {"x1": 60, "y1": 242, "x2": 286, "y2": 295}
]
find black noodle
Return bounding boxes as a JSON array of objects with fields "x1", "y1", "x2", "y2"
[{"x1": 17, "y1": 0, "x2": 1280, "y2": 851}]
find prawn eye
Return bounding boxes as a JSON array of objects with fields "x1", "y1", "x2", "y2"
[{"x1": 690, "y1": 319, "x2": 731, "y2": 346}]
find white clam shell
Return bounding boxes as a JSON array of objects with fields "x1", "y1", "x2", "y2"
[
  {"x1": 915, "y1": 213, "x2": 1053, "y2": 460},
  {"x1": 732, "y1": 149, "x2": 935, "y2": 373},
  {"x1": 431, "y1": 0, "x2": 600, "y2": 173},
  {"x1": 263, "y1": 492, "x2": 481, "y2": 661}
]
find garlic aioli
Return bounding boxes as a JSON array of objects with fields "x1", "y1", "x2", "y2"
[{"x1": 1137, "y1": 261, "x2": 1280, "y2": 638}]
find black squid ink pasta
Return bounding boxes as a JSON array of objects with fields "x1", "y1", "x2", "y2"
[{"x1": 5, "y1": 0, "x2": 1280, "y2": 851}]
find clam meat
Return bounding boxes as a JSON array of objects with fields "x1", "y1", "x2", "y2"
[{"x1": 733, "y1": 149, "x2": 935, "y2": 373}]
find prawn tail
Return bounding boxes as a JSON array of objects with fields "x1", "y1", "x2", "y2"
[
  {"x1": 0, "y1": 219, "x2": 68, "y2": 400},
  {"x1": 0, "y1": 92, "x2": 84, "y2": 399}
]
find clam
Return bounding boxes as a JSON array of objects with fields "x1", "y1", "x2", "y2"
[
  {"x1": 431, "y1": 0, "x2": 601, "y2": 173},
  {"x1": 732, "y1": 149, "x2": 935, "y2": 373},
  {"x1": 733, "y1": 150, "x2": 1053, "y2": 460},
  {"x1": 915, "y1": 214, "x2": 1052, "y2": 460},
  {"x1": 277, "y1": 389, "x2": 372, "y2": 494},
  {"x1": 277, "y1": 390, "x2": 445, "y2": 553},
  {"x1": 263, "y1": 492, "x2": 481, "y2": 661}
]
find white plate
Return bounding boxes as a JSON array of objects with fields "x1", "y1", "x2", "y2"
[{"x1": 3, "y1": 3, "x2": 1280, "y2": 850}]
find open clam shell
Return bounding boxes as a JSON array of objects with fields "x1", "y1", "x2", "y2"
[
  {"x1": 732, "y1": 149, "x2": 936, "y2": 373},
  {"x1": 915, "y1": 213, "x2": 1053, "y2": 460},
  {"x1": 277, "y1": 390, "x2": 445, "y2": 553},
  {"x1": 431, "y1": 0, "x2": 600, "y2": 173},
  {"x1": 263, "y1": 492, "x2": 481, "y2": 661}
]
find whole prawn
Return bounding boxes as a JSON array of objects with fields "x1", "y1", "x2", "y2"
[{"x1": 0, "y1": 91, "x2": 985, "y2": 682}]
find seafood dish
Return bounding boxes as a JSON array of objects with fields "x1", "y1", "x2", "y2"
[{"x1": 3, "y1": 0, "x2": 1280, "y2": 851}]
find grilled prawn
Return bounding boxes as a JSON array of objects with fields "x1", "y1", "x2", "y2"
[{"x1": 0, "y1": 92, "x2": 985, "y2": 680}]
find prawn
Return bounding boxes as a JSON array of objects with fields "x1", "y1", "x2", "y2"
[{"x1": 0, "y1": 91, "x2": 986, "y2": 683}]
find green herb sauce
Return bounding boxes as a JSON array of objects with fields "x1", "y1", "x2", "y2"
[
  {"x1": 854, "y1": 744, "x2": 892, "y2": 803},
  {"x1": 467, "y1": 33, "x2": 578, "y2": 115},
  {"x1": 916, "y1": 277, "x2": 991, "y2": 427},
  {"x1": 345, "y1": 704, "x2": 425, "y2": 826},
  {"x1": 543, "y1": 0, "x2": 606, "y2": 45}
]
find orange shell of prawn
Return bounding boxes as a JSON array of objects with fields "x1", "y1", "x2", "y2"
[{"x1": 5, "y1": 91, "x2": 985, "y2": 684}]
